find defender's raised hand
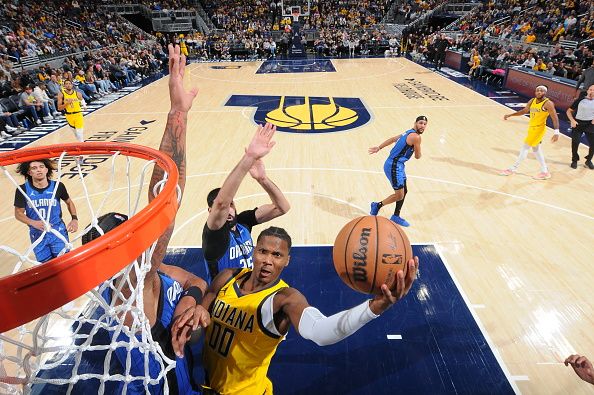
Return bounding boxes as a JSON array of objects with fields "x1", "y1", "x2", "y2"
[
  {"x1": 246, "y1": 123, "x2": 277, "y2": 160},
  {"x1": 168, "y1": 44, "x2": 198, "y2": 113}
]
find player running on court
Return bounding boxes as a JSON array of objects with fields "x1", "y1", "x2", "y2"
[
  {"x1": 500, "y1": 85, "x2": 560, "y2": 180},
  {"x1": 368, "y1": 115, "x2": 427, "y2": 227}
]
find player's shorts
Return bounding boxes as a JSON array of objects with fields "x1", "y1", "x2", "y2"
[
  {"x1": 65, "y1": 112, "x2": 84, "y2": 129},
  {"x1": 384, "y1": 159, "x2": 406, "y2": 190},
  {"x1": 524, "y1": 126, "x2": 546, "y2": 147},
  {"x1": 29, "y1": 222, "x2": 69, "y2": 262}
]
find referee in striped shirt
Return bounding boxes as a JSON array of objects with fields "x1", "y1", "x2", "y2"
[{"x1": 566, "y1": 85, "x2": 594, "y2": 169}]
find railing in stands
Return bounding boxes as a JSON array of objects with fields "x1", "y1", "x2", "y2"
[
  {"x1": 112, "y1": 12, "x2": 158, "y2": 41},
  {"x1": 190, "y1": 0, "x2": 215, "y2": 31},
  {"x1": 10, "y1": 45, "x2": 118, "y2": 72},
  {"x1": 406, "y1": 1, "x2": 450, "y2": 30},
  {"x1": 483, "y1": 35, "x2": 553, "y2": 53},
  {"x1": 441, "y1": 2, "x2": 481, "y2": 31}
]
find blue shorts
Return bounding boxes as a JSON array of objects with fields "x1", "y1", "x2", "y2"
[
  {"x1": 29, "y1": 222, "x2": 69, "y2": 262},
  {"x1": 384, "y1": 159, "x2": 406, "y2": 190}
]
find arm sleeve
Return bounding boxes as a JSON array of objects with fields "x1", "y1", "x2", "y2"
[
  {"x1": 298, "y1": 300, "x2": 379, "y2": 346},
  {"x1": 57, "y1": 182, "x2": 69, "y2": 201},
  {"x1": 201, "y1": 222, "x2": 230, "y2": 261},
  {"x1": 237, "y1": 209, "x2": 258, "y2": 231},
  {"x1": 14, "y1": 185, "x2": 26, "y2": 208}
]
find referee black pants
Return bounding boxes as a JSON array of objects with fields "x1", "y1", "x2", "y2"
[{"x1": 571, "y1": 120, "x2": 594, "y2": 162}]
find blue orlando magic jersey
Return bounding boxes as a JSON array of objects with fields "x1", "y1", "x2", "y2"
[
  {"x1": 387, "y1": 129, "x2": 416, "y2": 163},
  {"x1": 24, "y1": 180, "x2": 64, "y2": 227},
  {"x1": 216, "y1": 223, "x2": 254, "y2": 273},
  {"x1": 99, "y1": 272, "x2": 197, "y2": 394}
]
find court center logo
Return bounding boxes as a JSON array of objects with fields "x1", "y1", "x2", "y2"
[{"x1": 225, "y1": 95, "x2": 371, "y2": 133}]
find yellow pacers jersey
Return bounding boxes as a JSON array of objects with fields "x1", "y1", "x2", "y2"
[
  {"x1": 203, "y1": 269, "x2": 289, "y2": 395},
  {"x1": 525, "y1": 98, "x2": 549, "y2": 146},
  {"x1": 180, "y1": 40, "x2": 188, "y2": 56},
  {"x1": 62, "y1": 89, "x2": 81, "y2": 113}
]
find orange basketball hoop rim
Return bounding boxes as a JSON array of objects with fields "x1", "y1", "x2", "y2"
[{"x1": 0, "y1": 142, "x2": 179, "y2": 333}]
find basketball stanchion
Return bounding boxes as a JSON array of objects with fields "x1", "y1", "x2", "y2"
[{"x1": 0, "y1": 142, "x2": 179, "y2": 394}]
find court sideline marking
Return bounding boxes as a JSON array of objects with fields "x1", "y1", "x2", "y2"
[{"x1": 436, "y1": 244, "x2": 523, "y2": 394}]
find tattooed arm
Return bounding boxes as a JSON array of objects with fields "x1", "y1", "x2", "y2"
[{"x1": 147, "y1": 44, "x2": 198, "y2": 277}]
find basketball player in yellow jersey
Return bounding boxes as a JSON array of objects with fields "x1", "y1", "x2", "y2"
[
  {"x1": 468, "y1": 49, "x2": 481, "y2": 79},
  {"x1": 179, "y1": 35, "x2": 189, "y2": 57},
  {"x1": 57, "y1": 79, "x2": 86, "y2": 143},
  {"x1": 500, "y1": 85, "x2": 560, "y2": 180},
  {"x1": 169, "y1": 127, "x2": 418, "y2": 390}
]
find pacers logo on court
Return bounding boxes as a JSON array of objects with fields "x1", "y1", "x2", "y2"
[{"x1": 225, "y1": 95, "x2": 371, "y2": 133}]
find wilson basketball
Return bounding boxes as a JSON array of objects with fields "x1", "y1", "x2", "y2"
[{"x1": 332, "y1": 216, "x2": 412, "y2": 295}]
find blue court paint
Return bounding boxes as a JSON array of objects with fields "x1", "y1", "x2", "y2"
[
  {"x1": 256, "y1": 59, "x2": 336, "y2": 74},
  {"x1": 170, "y1": 245, "x2": 516, "y2": 394},
  {"x1": 32, "y1": 245, "x2": 515, "y2": 394}
]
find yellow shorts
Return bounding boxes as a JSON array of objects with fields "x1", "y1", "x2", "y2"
[
  {"x1": 65, "y1": 113, "x2": 84, "y2": 129},
  {"x1": 524, "y1": 126, "x2": 546, "y2": 147},
  {"x1": 181, "y1": 46, "x2": 188, "y2": 56}
]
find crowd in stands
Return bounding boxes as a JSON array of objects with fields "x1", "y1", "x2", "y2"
[
  {"x1": 0, "y1": 0, "x2": 154, "y2": 61},
  {"x1": 0, "y1": 0, "x2": 168, "y2": 141},
  {"x1": 190, "y1": 0, "x2": 395, "y2": 59},
  {"x1": 3, "y1": 0, "x2": 594, "y2": 140},
  {"x1": 1, "y1": 42, "x2": 166, "y2": 140},
  {"x1": 450, "y1": 0, "x2": 593, "y2": 44},
  {"x1": 393, "y1": 0, "x2": 449, "y2": 24},
  {"x1": 404, "y1": 27, "x2": 593, "y2": 88}
]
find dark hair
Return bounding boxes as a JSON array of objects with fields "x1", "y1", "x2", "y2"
[
  {"x1": 206, "y1": 188, "x2": 221, "y2": 208},
  {"x1": 16, "y1": 159, "x2": 56, "y2": 182},
  {"x1": 81, "y1": 212, "x2": 128, "y2": 245},
  {"x1": 416, "y1": 115, "x2": 428, "y2": 122},
  {"x1": 257, "y1": 226, "x2": 292, "y2": 250}
]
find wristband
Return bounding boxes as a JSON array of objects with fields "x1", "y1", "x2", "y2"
[
  {"x1": 181, "y1": 286, "x2": 203, "y2": 305},
  {"x1": 71, "y1": 215, "x2": 78, "y2": 220},
  {"x1": 553, "y1": 129, "x2": 560, "y2": 135}
]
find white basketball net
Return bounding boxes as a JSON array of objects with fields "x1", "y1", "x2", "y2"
[{"x1": 0, "y1": 150, "x2": 178, "y2": 394}]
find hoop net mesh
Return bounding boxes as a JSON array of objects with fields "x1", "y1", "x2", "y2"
[{"x1": 0, "y1": 149, "x2": 179, "y2": 394}]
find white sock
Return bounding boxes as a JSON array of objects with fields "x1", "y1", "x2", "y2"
[
  {"x1": 511, "y1": 144, "x2": 530, "y2": 171},
  {"x1": 73, "y1": 129, "x2": 84, "y2": 142},
  {"x1": 533, "y1": 145, "x2": 548, "y2": 173}
]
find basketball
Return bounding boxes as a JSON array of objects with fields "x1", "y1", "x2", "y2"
[{"x1": 332, "y1": 216, "x2": 412, "y2": 295}]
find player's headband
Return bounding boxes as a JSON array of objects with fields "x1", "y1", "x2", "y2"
[
  {"x1": 416, "y1": 115, "x2": 428, "y2": 122},
  {"x1": 536, "y1": 85, "x2": 548, "y2": 92}
]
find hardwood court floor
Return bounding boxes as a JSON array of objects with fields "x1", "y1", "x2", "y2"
[{"x1": 1, "y1": 58, "x2": 593, "y2": 394}]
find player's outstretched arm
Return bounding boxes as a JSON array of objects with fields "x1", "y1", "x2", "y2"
[
  {"x1": 148, "y1": 43, "x2": 198, "y2": 273},
  {"x1": 250, "y1": 158, "x2": 291, "y2": 224},
  {"x1": 369, "y1": 136, "x2": 397, "y2": 154},
  {"x1": 503, "y1": 100, "x2": 532, "y2": 120},
  {"x1": 565, "y1": 354, "x2": 594, "y2": 385},
  {"x1": 207, "y1": 123, "x2": 277, "y2": 231},
  {"x1": 278, "y1": 258, "x2": 418, "y2": 346}
]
